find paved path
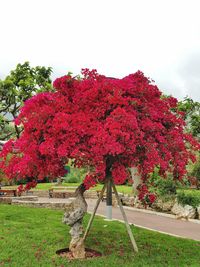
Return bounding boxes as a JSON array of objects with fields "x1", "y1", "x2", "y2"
[{"x1": 86, "y1": 199, "x2": 200, "y2": 241}]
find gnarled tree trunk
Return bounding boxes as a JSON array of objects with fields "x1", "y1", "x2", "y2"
[
  {"x1": 130, "y1": 167, "x2": 141, "y2": 204},
  {"x1": 63, "y1": 183, "x2": 87, "y2": 259}
]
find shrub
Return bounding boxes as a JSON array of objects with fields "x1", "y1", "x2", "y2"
[
  {"x1": 150, "y1": 170, "x2": 177, "y2": 197},
  {"x1": 191, "y1": 156, "x2": 200, "y2": 189},
  {"x1": 0, "y1": 170, "x2": 11, "y2": 186},
  {"x1": 64, "y1": 175, "x2": 81, "y2": 183},
  {"x1": 16, "y1": 179, "x2": 27, "y2": 185},
  {"x1": 0, "y1": 175, "x2": 10, "y2": 186},
  {"x1": 177, "y1": 190, "x2": 200, "y2": 207},
  {"x1": 157, "y1": 178, "x2": 177, "y2": 196},
  {"x1": 63, "y1": 167, "x2": 87, "y2": 183}
]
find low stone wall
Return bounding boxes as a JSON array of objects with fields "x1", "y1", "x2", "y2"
[
  {"x1": 0, "y1": 196, "x2": 39, "y2": 205},
  {"x1": 14, "y1": 196, "x2": 38, "y2": 202},
  {"x1": 50, "y1": 190, "x2": 98, "y2": 199},
  {"x1": 12, "y1": 201, "x2": 73, "y2": 210},
  {"x1": 51, "y1": 191, "x2": 75, "y2": 198},
  {"x1": 11, "y1": 198, "x2": 73, "y2": 210},
  {"x1": 28, "y1": 190, "x2": 49, "y2": 197},
  {"x1": 84, "y1": 191, "x2": 98, "y2": 199},
  {"x1": 2, "y1": 188, "x2": 104, "y2": 199},
  {"x1": 0, "y1": 197, "x2": 12, "y2": 204}
]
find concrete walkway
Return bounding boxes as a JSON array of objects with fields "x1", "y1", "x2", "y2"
[{"x1": 86, "y1": 199, "x2": 200, "y2": 241}]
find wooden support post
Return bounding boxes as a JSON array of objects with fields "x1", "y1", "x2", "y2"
[
  {"x1": 106, "y1": 177, "x2": 112, "y2": 219},
  {"x1": 83, "y1": 182, "x2": 107, "y2": 241},
  {"x1": 112, "y1": 182, "x2": 138, "y2": 253}
]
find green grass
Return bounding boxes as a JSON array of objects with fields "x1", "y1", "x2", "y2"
[
  {"x1": 0, "y1": 205, "x2": 200, "y2": 267},
  {"x1": 3, "y1": 183, "x2": 133, "y2": 195}
]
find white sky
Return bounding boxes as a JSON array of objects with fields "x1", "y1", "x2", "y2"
[{"x1": 0, "y1": 0, "x2": 200, "y2": 101}]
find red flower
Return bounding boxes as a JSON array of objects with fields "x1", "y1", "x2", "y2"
[
  {"x1": 148, "y1": 193, "x2": 157, "y2": 203},
  {"x1": 138, "y1": 184, "x2": 156, "y2": 206},
  {"x1": 83, "y1": 174, "x2": 97, "y2": 190}
]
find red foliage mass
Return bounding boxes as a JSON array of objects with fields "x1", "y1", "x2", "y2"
[{"x1": 0, "y1": 69, "x2": 199, "y2": 201}]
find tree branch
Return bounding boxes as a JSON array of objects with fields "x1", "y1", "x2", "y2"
[{"x1": 0, "y1": 131, "x2": 13, "y2": 141}]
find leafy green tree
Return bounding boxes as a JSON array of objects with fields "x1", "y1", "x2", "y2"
[
  {"x1": 178, "y1": 97, "x2": 200, "y2": 138},
  {"x1": 0, "y1": 62, "x2": 53, "y2": 139},
  {"x1": 190, "y1": 155, "x2": 200, "y2": 189},
  {"x1": 178, "y1": 97, "x2": 200, "y2": 189},
  {"x1": 0, "y1": 114, "x2": 15, "y2": 140}
]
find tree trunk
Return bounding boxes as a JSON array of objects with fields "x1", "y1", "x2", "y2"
[
  {"x1": 63, "y1": 183, "x2": 87, "y2": 259},
  {"x1": 130, "y1": 167, "x2": 141, "y2": 203}
]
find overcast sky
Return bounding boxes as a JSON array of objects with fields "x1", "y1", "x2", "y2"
[{"x1": 0, "y1": 0, "x2": 200, "y2": 101}]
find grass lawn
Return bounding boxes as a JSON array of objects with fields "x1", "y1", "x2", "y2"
[{"x1": 0, "y1": 205, "x2": 200, "y2": 267}]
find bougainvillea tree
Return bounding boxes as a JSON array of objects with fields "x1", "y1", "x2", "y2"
[{"x1": 0, "y1": 69, "x2": 199, "y2": 256}]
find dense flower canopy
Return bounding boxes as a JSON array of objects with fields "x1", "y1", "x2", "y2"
[{"x1": 0, "y1": 69, "x2": 199, "y2": 193}]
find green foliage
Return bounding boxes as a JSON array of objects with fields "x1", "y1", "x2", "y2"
[
  {"x1": 0, "y1": 62, "x2": 53, "y2": 139},
  {"x1": 0, "y1": 114, "x2": 15, "y2": 140},
  {"x1": 191, "y1": 159, "x2": 200, "y2": 178},
  {"x1": 178, "y1": 97, "x2": 200, "y2": 138},
  {"x1": 177, "y1": 97, "x2": 200, "y2": 188},
  {"x1": 0, "y1": 171, "x2": 7, "y2": 185},
  {"x1": 0, "y1": 151, "x2": 13, "y2": 185},
  {"x1": 63, "y1": 167, "x2": 87, "y2": 183},
  {"x1": 177, "y1": 190, "x2": 200, "y2": 207},
  {"x1": 0, "y1": 168, "x2": 13, "y2": 186},
  {"x1": 158, "y1": 178, "x2": 177, "y2": 196},
  {"x1": 149, "y1": 169, "x2": 177, "y2": 197},
  {"x1": 191, "y1": 155, "x2": 200, "y2": 189}
]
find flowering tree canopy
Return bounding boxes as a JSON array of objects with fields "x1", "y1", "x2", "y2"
[{"x1": 1, "y1": 69, "x2": 199, "y2": 197}]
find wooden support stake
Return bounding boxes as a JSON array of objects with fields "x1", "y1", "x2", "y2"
[
  {"x1": 112, "y1": 182, "x2": 139, "y2": 253},
  {"x1": 106, "y1": 177, "x2": 112, "y2": 219},
  {"x1": 83, "y1": 182, "x2": 107, "y2": 241}
]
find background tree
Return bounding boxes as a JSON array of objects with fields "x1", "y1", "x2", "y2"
[
  {"x1": 178, "y1": 97, "x2": 200, "y2": 139},
  {"x1": 0, "y1": 62, "x2": 53, "y2": 140},
  {"x1": 0, "y1": 114, "x2": 15, "y2": 140},
  {"x1": 178, "y1": 97, "x2": 200, "y2": 188},
  {"x1": 1, "y1": 69, "x2": 199, "y2": 257}
]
